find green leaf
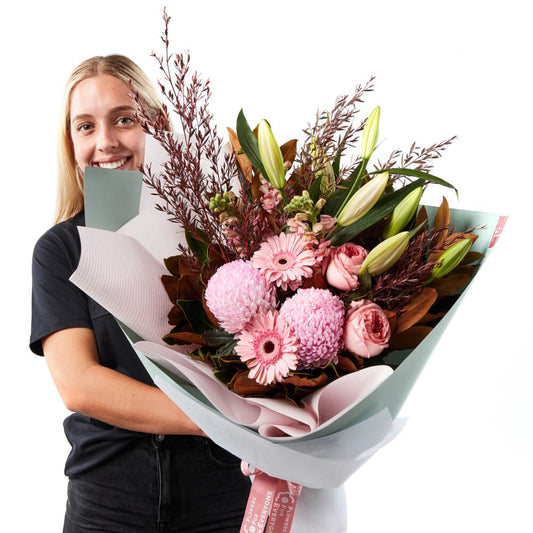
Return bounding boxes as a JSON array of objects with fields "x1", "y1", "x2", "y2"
[
  {"x1": 308, "y1": 174, "x2": 323, "y2": 202},
  {"x1": 185, "y1": 229, "x2": 210, "y2": 266},
  {"x1": 331, "y1": 180, "x2": 425, "y2": 245},
  {"x1": 202, "y1": 328, "x2": 238, "y2": 355},
  {"x1": 374, "y1": 167, "x2": 458, "y2": 197},
  {"x1": 236, "y1": 109, "x2": 267, "y2": 177},
  {"x1": 202, "y1": 328, "x2": 235, "y2": 347},
  {"x1": 177, "y1": 299, "x2": 215, "y2": 333}
]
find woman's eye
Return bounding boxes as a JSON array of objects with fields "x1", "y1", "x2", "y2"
[
  {"x1": 76, "y1": 123, "x2": 93, "y2": 133},
  {"x1": 117, "y1": 116, "x2": 135, "y2": 126}
]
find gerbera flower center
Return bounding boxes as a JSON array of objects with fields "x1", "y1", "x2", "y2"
[
  {"x1": 263, "y1": 340, "x2": 276, "y2": 353},
  {"x1": 254, "y1": 331, "x2": 282, "y2": 362},
  {"x1": 274, "y1": 253, "x2": 295, "y2": 269}
]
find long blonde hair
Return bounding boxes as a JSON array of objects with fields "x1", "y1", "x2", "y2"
[{"x1": 54, "y1": 54, "x2": 169, "y2": 224}]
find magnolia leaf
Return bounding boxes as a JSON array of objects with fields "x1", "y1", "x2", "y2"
[
  {"x1": 280, "y1": 139, "x2": 298, "y2": 165},
  {"x1": 177, "y1": 274, "x2": 204, "y2": 301},
  {"x1": 395, "y1": 287, "x2": 438, "y2": 333},
  {"x1": 202, "y1": 328, "x2": 235, "y2": 348},
  {"x1": 453, "y1": 265, "x2": 477, "y2": 277},
  {"x1": 384, "y1": 309, "x2": 397, "y2": 334},
  {"x1": 167, "y1": 305, "x2": 186, "y2": 327},
  {"x1": 179, "y1": 257, "x2": 199, "y2": 277},
  {"x1": 429, "y1": 272, "x2": 473, "y2": 297},
  {"x1": 251, "y1": 172, "x2": 262, "y2": 200},
  {"x1": 164, "y1": 255, "x2": 182, "y2": 277},
  {"x1": 161, "y1": 274, "x2": 179, "y2": 303},
  {"x1": 389, "y1": 325, "x2": 433, "y2": 350},
  {"x1": 283, "y1": 373, "x2": 329, "y2": 390},
  {"x1": 414, "y1": 205, "x2": 428, "y2": 227},
  {"x1": 301, "y1": 271, "x2": 328, "y2": 289},
  {"x1": 177, "y1": 299, "x2": 215, "y2": 333},
  {"x1": 201, "y1": 292, "x2": 219, "y2": 329},
  {"x1": 335, "y1": 354, "x2": 363, "y2": 374},
  {"x1": 461, "y1": 251, "x2": 484, "y2": 266},
  {"x1": 207, "y1": 245, "x2": 228, "y2": 271},
  {"x1": 163, "y1": 331, "x2": 206, "y2": 345},
  {"x1": 227, "y1": 127, "x2": 253, "y2": 182},
  {"x1": 432, "y1": 196, "x2": 450, "y2": 250},
  {"x1": 417, "y1": 311, "x2": 445, "y2": 324},
  {"x1": 230, "y1": 371, "x2": 275, "y2": 396}
]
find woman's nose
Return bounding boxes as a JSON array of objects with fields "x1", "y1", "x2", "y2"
[{"x1": 96, "y1": 124, "x2": 119, "y2": 152}]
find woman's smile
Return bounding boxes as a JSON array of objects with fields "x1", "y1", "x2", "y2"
[{"x1": 92, "y1": 156, "x2": 131, "y2": 170}]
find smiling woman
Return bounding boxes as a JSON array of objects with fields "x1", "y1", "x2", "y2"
[
  {"x1": 29, "y1": 54, "x2": 252, "y2": 532},
  {"x1": 54, "y1": 55, "x2": 168, "y2": 224},
  {"x1": 70, "y1": 75, "x2": 145, "y2": 173}
]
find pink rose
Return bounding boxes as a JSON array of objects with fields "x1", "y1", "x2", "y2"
[
  {"x1": 343, "y1": 299, "x2": 391, "y2": 358},
  {"x1": 325, "y1": 243, "x2": 368, "y2": 291}
]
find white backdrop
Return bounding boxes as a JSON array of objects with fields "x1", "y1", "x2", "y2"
[{"x1": 1, "y1": 1, "x2": 531, "y2": 531}]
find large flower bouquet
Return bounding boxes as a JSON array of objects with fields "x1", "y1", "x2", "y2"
[
  {"x1": 71, "y1": 12, "x2": 506, "y2": 532},
  {"x1": 135, "y1": 33, "x2": 477, "y2": 407}
]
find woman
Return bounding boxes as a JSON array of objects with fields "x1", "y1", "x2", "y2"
[{"x1": 30, "y1": 55, "x2": 251, "y2": 532}]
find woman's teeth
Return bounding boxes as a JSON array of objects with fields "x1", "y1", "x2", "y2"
[{"x1": 97, "y1": 157, "x2": 128, "y2": 169}]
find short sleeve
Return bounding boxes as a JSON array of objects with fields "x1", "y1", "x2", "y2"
[{"x1": 30, "y1": 218, "x2": 92, "y2": 355}]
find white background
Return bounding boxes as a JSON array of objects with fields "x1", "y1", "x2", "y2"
[{"x1": 1, "y1": 1, "x2": 531, "y2": 531}]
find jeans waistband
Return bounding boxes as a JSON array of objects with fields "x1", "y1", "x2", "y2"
[{"x1": 148, "y1": 434, "x2": 208, "y2": 449}]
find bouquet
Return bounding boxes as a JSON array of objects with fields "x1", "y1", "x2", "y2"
[{"x1": 71, "y1": 12, "x2": 506, "y2": 532}]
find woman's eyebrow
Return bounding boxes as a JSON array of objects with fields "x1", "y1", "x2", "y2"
[{"x1": 71, "y1": 105, "x2": 138, "y2": 123}]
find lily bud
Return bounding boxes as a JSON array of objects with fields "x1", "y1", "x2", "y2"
[
  {"x1": 336, "y1": 172, "x2": 389, "y2": 227},
  {"x1": 360, "y1": 106, "x2": 380, "y2": 160},
  {"x1": 383, "y1": 186, "x2": 423, "y2": 239},
  {"x1": 431, "y1": 238, "x2": 473, "y2": 279},
  {"x1": 359, "y1": 231, "x2": 410, "y2": 276},
  {"x1": 257, "y1": 119, "x2": 286, "y2": 190}
]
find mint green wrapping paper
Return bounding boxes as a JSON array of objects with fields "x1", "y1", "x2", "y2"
[{"x1": 72, "y1": 165, "x2": 505, "y2": 491}]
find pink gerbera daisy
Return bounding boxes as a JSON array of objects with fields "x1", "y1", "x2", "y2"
[
  {"x1": 235, "y1": 311, "x2": 299, "y2": 385},
  {"x1": 251, "y1": 232, "x2": 316, "y2": 291}
]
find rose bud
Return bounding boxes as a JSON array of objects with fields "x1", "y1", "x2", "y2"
[
  {"x1": 383, "y1": 186, "x2": 423, "y2": 238},
  {"x1": 336, "y1": 172, "x2": 389, "y2": 227},
  {"x1": 431, "y1": 238, "x2": 474, "y2": 279},
  {"x1": 257, "y1": 119, "x2": 286, "y2": 190},
  {"x1": 325, "y1": 243, "x2": 369, "y2": 291},
  {"x1": 360, "y1": 106, "x2": 381, "y2": 160},
  {"x1": 343, "y1": 299, "x2": 391, "y2": 358},
  {"x1": 359, "y1": 231, "x2": 410, "y2": 276}
]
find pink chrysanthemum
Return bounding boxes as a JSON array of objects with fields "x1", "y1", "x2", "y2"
[
  {"x1": 279, "y1": 288, "x2": 345, "y2": 369},
  {"x1": 205, "y1": 260, "x2": 277, "y2": 334},
  {"x1": 236, "y1": 311, "x2": 299, "y2": 385},
  {"x1": 251, "y1": 232, "x2": 316, "y2": 291}
]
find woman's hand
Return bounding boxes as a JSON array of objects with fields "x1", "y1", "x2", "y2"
[{"x1": 43, "y1": 327, "x2": 206, "y2": 436}]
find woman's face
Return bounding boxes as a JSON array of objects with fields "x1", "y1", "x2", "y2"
[{"x1": 69, "y1": 74, "x2": 145, "y2": 173}]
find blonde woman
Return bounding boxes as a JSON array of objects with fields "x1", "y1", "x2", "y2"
[{"x1": 30, "y1": 55, "x2": 250, "y2": 532}]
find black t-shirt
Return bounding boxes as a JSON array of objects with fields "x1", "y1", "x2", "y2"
[{"x1": 30, "y1": 212, "x2": 155, "y2": 476}]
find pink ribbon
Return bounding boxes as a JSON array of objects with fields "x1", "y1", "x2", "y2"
[{"x1": 240, "y1": 462, "x2": 302, "y2": 533}]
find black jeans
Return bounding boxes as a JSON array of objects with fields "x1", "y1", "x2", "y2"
[{"x1": 63, "y1": 435, "x2": 251, "y2": 532}]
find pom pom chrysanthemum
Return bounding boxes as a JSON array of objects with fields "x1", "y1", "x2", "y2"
[
  {"x1": 280, "y1": 288, "x2": 345, "y2": 369},
  {"x1": 205, "y1": 260, "x2": 277, "y2": 334}
]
